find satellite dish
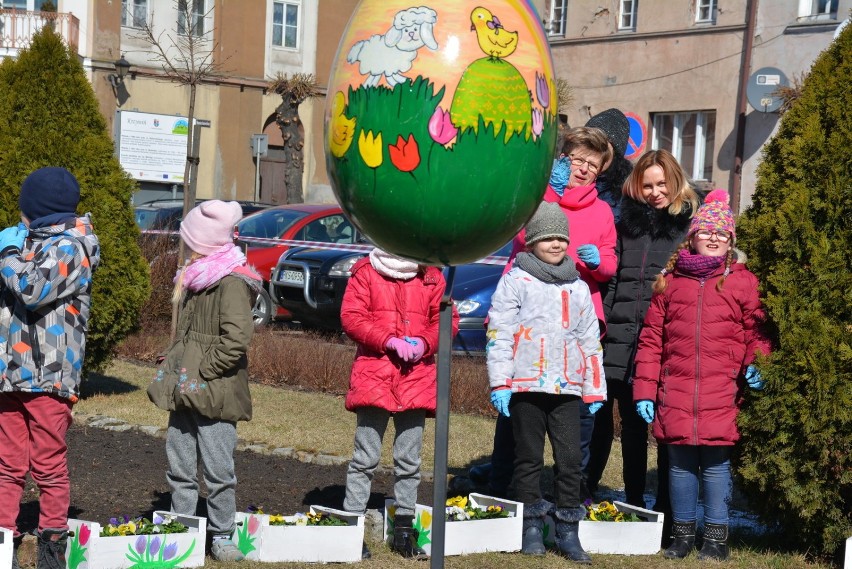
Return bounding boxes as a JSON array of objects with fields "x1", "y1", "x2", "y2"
[{"x1": 746, "y1": 67, "x2": 789, "y2": 113}]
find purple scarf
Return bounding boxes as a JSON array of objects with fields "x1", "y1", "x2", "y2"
[
  {"x1": 676, "y1": 249, "x2": 725, "y2": 279},
  {"x1": 177, "y1": 243, "x2": 255, "y2": 292}
]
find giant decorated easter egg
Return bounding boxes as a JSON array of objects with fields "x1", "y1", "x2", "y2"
[{"x1": 325, "y1": 0, "x2": 558, "y2": 265}]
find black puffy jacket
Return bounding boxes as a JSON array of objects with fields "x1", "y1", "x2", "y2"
[{"x1": 602, "y1": 197, "x2": 695, "y2": 384}]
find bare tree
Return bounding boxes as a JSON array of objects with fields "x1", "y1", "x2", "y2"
[
  {"x1": 269, "y1": 73, "x2": 321, "y2": 204},
  {"x1": 132, "y1": 0, "x2": 228, "y2": 338}
]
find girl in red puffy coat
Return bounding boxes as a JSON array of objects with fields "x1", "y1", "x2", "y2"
[
  {"x1": 632, "y1": 190, "x2": 771, "y2": 562},
  {"x1": 340, "y1": 248, "x2": 458, "y2": 560}
]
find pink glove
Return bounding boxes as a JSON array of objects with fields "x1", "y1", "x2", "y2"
[
  {"x1": 408, "y1": 337, "x2": 425, "y2": 362},
  {"x1": 386, "y1": 337, "x2": 416, "y2": 362}
]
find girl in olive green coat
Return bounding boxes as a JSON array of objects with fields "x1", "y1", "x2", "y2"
[{"x1": 147, "y1": 200, "x2": 261, "y2": 562}]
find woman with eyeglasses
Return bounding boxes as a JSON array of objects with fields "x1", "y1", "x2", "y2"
[{"x1": 586, "y1": 149, "x2": 700, "y2": 543}]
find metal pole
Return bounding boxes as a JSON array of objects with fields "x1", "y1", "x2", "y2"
[
  {"x1": 730, "y1": 0, "x2": 758, "y2": 214},
  {"x1": 254, "y1": 146, "x2": 261, "y2": 202},
  {"x1": 430, "y1": 266, "x2": 455, "y2": 569}
]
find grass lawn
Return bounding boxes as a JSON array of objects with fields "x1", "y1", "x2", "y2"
[{"x1": 76, "y1": 359, "x2": 830, "y2": 569}]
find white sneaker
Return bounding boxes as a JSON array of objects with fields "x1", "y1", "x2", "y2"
[{"x1": 211, "y1": 538, "x2": 245, "y2": 562}]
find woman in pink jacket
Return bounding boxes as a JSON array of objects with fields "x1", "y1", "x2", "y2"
[
  {"x1": 633, "y1": 190, "x2": 772, "y2": 561},
  {"x1": 340, "y1": 248, "x2": 458, "y2": 560}
]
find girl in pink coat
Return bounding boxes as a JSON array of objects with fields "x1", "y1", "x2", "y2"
[
  {"x1": 633, "y1": 190, "x2": 772, "y2": 561},
  {"x1": 340, "y1": 248, "x2": 458, "y2": 560}
]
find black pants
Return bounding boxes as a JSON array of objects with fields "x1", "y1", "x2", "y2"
[
  {"x1": 509, "y1": 393, "x2": 582, "y2": 509},
  {"x1": 585, "y1": 380, "x2": 669, "y2": 510}
]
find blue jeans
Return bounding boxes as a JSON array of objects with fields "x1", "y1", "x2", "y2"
[{"x1": 667, "y1": 445, "x2": 732, "y2": 525}]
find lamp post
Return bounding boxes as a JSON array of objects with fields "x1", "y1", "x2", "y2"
[{"x1": 108, "y1": 55, "x2": 131, "y2": 99}]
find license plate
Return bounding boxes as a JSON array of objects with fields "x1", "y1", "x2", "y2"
[{"x1": 279, "y1": 269, "x2": 304, "y2": 286}]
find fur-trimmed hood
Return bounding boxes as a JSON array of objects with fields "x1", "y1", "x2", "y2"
[{"x1": 618, "y1": 197, "x2": 695, "y2": 241}]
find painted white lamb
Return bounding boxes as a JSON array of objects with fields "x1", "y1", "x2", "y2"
[{"x1": 346, "y1": 6, "x2": 438, "y2": 88}]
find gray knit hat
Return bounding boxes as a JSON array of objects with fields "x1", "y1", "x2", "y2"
[
  {"x1": 586, "y1": 108, "x2": 630, "y2": 157},
  {"x1": 525, "y1": 202, "x2": 569, "y2": 246}
]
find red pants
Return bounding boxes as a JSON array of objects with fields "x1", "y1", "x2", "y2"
[{"x1": 0, "y1": 392, "x2": 73, "y2": 536}]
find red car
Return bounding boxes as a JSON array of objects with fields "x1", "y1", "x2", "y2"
[{"x1": 236, "y1": 203, "x2": 363, "y2": 325}]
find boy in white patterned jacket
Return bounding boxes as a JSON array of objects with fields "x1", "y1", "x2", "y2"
[{"x1": 486, "y1": 201, "x2": 606, "y2": 564}]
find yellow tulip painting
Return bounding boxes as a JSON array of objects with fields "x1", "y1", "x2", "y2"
[{"x1": 358, "y1": 130, "x2": 383, "y2": 169}]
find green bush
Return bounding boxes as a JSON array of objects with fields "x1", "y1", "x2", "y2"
[
  {"x1": 0, "y1": 28, "x2": 150, "y2": 372},
  {"x1": 736, "y1": 24, "x2": 851, "y2": 557}
]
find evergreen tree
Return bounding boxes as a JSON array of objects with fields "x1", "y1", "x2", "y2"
[
  {"x1": 736, "y1": 24, "x2": 851, "y2": 556},
  {"x1": 0, "y1": 28, "x2": 150, "y2": 372}
]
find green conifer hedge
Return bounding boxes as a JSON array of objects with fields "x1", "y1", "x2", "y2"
[
  {"x1": 0, "y1": 28, "x2": 150, "y2": 372},
  {"x1": 736, "y1": 24, "x2": 851, "y2": 556}
]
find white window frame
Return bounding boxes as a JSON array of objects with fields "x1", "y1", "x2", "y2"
[
  {"x1": 695, "y1": 0, "x2": 716, "y2": 24},
  {"x1": 619, "y1": 0, "x2": 637, "y2": 31},
  {"x1": 797, "y1": 0, "x2": 838, "y2": 20},
  {"x1": 272, "y1": 0, "x2": 300, "y2": 49},
  {"x1": 177, "y1": 0, "x2": 207, "y2": 37},
  {"x1": 121, "y1": 0, "x2": 148, "y2": 29},
  {"x1": 651, "y1": 111, "x2": 715, "y2": 181},
  {"x1": 548, "y1": 0, "x2": 567, "y2": 37}
]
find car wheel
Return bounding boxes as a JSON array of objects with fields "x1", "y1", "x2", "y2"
[{"x1": 253, "y1": 287, "x2": 273, "y2": 327}]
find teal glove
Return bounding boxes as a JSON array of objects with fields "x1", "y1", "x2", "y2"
[
  {"x1": 745, "y1": 365, "x2": 765, "y2": 390},
  {"x1": 0, "y1": 223, "x2": 27, "y2": 254},
  {"x1": 490, "y1": 389, "x2": 511, "y2": 417},
  {"x1": 636, "y1": 400, "x2": 655, "y2": 424},
  {"x1": 576, "y1": 244, "x2": 600, "y2": 269},
  {"x1": 587, "y1": 401, "x2": 603, "y2": 415}
]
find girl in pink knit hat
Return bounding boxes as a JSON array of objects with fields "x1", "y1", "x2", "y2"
[
  {"x1": 631, "y1": 190, "x2": 772, "y2": 561},
  {"x1": 147, "y1": 200, "x2": 262, "y2": 562}
]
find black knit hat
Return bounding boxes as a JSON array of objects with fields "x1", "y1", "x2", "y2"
[
  {"x1": 19, "y1": 167, "x2": 80, "y2": 222},
  {"x1": 525, "y1": 202, "x2": 569, "y2": 246},
  {"x1": 586, "y1": 108, "x2": 630, "y2": 157}
]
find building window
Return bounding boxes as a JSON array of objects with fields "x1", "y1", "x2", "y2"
[
  {"x1": 619, "y1": 0, "x2": 637, "y2": 31},
  {"x1": 651, "y1": 111, "x2": 716, "y2": 181},
  {"x1": 695, "y1": 0, "x2": 716, "y2": 23},
  {"x1": 272, "y1": 1, "x2": 299, "y2": 48},
  {"x1": 548, "y1": 0, "x2": 567, "y2": 36},
  {"x1": 121, "y1": 0, "x2": 148, "y2": 28},
  {"x1": 178, "y1": 0, "x2": 206, "y2": 37},
  {"x1": 798, "y1": 0, "x2": 838, "y2": 20}
]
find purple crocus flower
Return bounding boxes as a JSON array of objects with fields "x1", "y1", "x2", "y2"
[
  {"x1": 163, "y1": 542, "x2": 179, "y2": 561},
  {"x1": 109, "y1": 517, "x2": 119, "y2": 526},
  {"x1": 134, "y1": 536, "x2": 147, "y2": 556},
  {"x1": 532, "y1": 108, "x2": 544, "y2": 137},
  {"x1": 149, "y1": 536, "x2": 161, "y2": 557},
  {"x1": 535, "y1": 72, "x2": 550, "y2": 109},
  {"x1": 153, "y1": 513, "x2": 164, "y2": 524}
]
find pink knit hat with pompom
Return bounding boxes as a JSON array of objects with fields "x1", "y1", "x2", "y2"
[
  {"x1": 179, "y1": 200, "x2": 242, "y2": 255},
  {"x1": 689, "y1": 189, "x2": 735, "y2": 240}
]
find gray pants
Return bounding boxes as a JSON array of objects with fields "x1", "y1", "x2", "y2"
[
  {"x1": 166, "y1": 409, "x2": 237, "y2": 536},
  {"x1": 343, "y1": 407, "x2": 425, "y2": 517}
]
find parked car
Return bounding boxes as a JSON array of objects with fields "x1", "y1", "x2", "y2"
[
  {"x1": 271, "y1": 242, "x2": 512, "y2": 353},
  {"x1": 134, "y1": 199, "x2": 269, "y2": 232},
  {"x1": 235, "y1": 204, "x2": 365, "y2": 326}
]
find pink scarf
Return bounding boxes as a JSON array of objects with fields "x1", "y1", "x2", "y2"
[
  {"x1": 176, "y1": 243, "x2": 258, "y2": 292},
  {"x1": 676, "y1": 249, "x2": 725, "y2": 279}
]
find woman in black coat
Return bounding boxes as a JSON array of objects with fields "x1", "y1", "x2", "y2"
[{"x1": 585, "y1": 149, "x2": 701, "y2": 514}]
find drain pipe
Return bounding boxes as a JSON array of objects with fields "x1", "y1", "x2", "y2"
[{"x1": 730, "y1": 0, "x2": 758, "y2": 213}]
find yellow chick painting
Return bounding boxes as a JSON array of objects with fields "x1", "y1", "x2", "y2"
[
  {"x1": 470, "y1": 6, "x2": 519, "y2": 59},
  {"x1": 329, "y1": 91, "x2": 356, "y2": 158}
]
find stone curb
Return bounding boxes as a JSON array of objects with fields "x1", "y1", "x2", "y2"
[{"x1": 72, "y1": 412, "x2": 435, "y2": 482}]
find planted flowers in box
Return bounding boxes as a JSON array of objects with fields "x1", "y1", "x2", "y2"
[
  {"x1": 64, "y1": 512, "x2": 206, "y2": 569},
  {"x1": 542, "y1": 500, "x2": 664, "y2": 555},
  {"x1": 233, "y1": 506, "x2": 364, "y2": 563},
  {"x1": 383, "y1": 493, "x2": 523, "y2": 556}
]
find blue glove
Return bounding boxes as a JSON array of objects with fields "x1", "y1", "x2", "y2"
[
  {"x1": 490, "y1": 389, "x2": 511, "y2": 417},
  {"x1": 636, "y1": 400, "x2": 655, "y2": 424},
  {"x1": 586, "y1": 401, "x2": 603, "y2": 415},
  {"x1": 745, "y1": 365, "x2": 765, "y2": 390},
  {"x1": 549, "y1": 156, "x2": 571, "y2": 194},
  {"x1": 0, "y1": 223, "x2": 28, "y2": 254},
  {"x1": 576, "y1": 244, "x2": 601, "y2": 269}
]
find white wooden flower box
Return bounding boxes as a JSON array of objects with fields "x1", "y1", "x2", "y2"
[
  {"x1": 543, "y1": 501, "x2": 664, "y2": 555},
  {"x1": 0, "y1": 526, "x2": 12, "y2": 569},
  {"x1": 64, "y1": 512, "x2": 206, "y2": 569},
  {"x1": 233, "y1": 506, "x2": 364, "y2": 563},
  {"x1": 383, "y1": 493, "x2": 523, "y2": 556}
]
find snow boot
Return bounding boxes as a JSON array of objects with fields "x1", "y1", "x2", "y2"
[
  {"x1": 697, "y1": 523, "x2": 729, "y2": 561},
  {"x1": 521, "y1": 517, "x2": 546, "y2": 555},
  {"x1": 391, "y1": 515, "x2": 427, "y2": 560},
  {"x1": 664, "y1": 520, "x2": 696, "y2": 559},
  {"x1": 36, "y1": 529, "x2": 68, "y2": 569}
]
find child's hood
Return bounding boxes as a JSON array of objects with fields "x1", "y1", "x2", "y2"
[{"x1": 29, "y1": 214, "x2": 100, "y2": 269}]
